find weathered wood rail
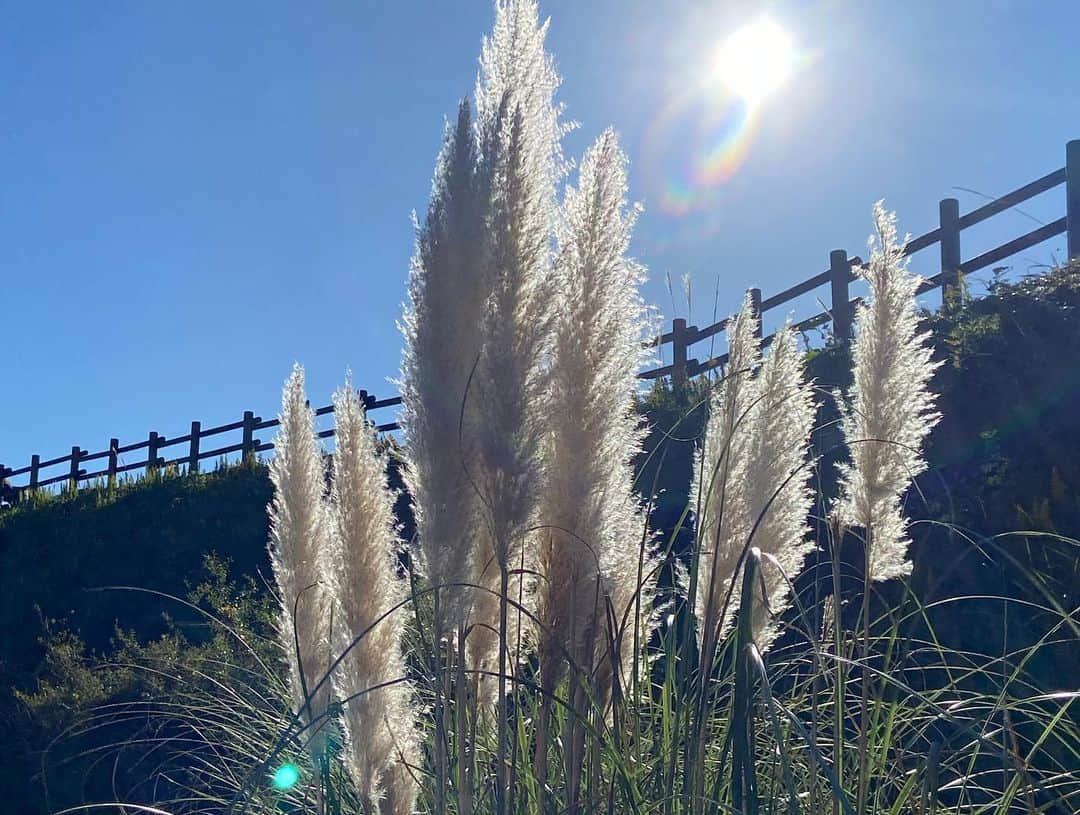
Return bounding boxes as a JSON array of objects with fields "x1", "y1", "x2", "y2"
[
  {"x1": 2, "y1": 139, "x2": 1077, "y2": 499},
  {"x1": 645, "y1": 139, "x2": 1079, "y2": 383},
  {"x1": 0, "y1": 395, "x2": 401, "y2": 495}
]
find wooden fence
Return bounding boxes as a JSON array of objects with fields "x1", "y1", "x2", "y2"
[
  {"x1": 645, "y1": 139, "x2": 1080, "y2": 383},
  {"x1": 2, "y1": 139, "x2": 1078, "y2": 499},
  {"x1": 0, "y1": 395, "x2": 401, "y2": 495}
]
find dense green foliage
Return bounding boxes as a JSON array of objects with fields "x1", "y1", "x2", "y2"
[
  {"x1": 0, "y1": 464, "x2": 274, "y2": 813},
  {"x1": 909, "y1": 266, "x2": 1080, "y2": 683},
  {"x1": 3, "y1": 263, "x2": 1079, "y2": 813},
  {"x1": 12, "y1": 556, "x2": 282, "y2": 814},
  {"x1": 0, "y1": 462, "x2": 273, "y2": 677}
]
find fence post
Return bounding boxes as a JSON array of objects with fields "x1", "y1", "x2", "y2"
[
  {"x1": 242, "y1": 411, "x2": 256, "y2": 464},
  {"x1": 107, "y1": 439, "x2": 119, "y2": 488},
  {"x1": 939, "y1": 197, "x2": 962, "y2": 312},
  {"x1": 69, "y1": 446, "x2": 82, "y2": 490},
  {"x1": 671, "y1": 318, "x2": 689, "y2": 387},
  {"x1": 147, "y1": 432, "x2": 160, "y2": 476},
  {"x1": 30, "y1": 455, "x2": 41, "y2": 490},
  {"x1": 0, "y1": 464, "x2": 12, "y2": 506},
  {"x1": 829, "y1": 250, "x2": 853, "y2": 343},
  {"x1": 189, "y1": 422, "x2": 201, "y2": 473},
  {"x1": 748, "y1": 287, "x2": 763, "y2": 339},
  {"x1": 1067, "y1": 140, "x2": 1080, "y2": 262}
]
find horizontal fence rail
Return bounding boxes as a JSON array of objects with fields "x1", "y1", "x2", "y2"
[
  {"x1": 2, "y1": 139, "x2": 1077, "y2": 500},
  {"x1": 0, "y1": 395, "x2": 404, "y2": 496},
  {"x1": 642, "y1": 144, "x2": 1077, "y2": 384}
]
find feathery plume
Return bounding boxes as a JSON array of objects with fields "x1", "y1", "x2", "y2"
[
  {"x1": 834, "y1": 203, "x2": 941, "y2": 582},
  {"x1": 538, "y1": 130, "x2": 654, "y2": 699},
  {"x1": 400, "y1": 97, "x2": 486, "y2": 640},
  {"x1": 467, "y1": 0, "x2": 566, "y2": 698},
  {"x1": 694, "y1": 308, "x2": 817, "y2": 651},
  {"x1": 402, "y1": 0, "x2": 567, "y2": 708},
  {"x1": 740, "y1": 325, "x2": 816, "y2": 648},
  {"x1": 693, "y1": 293, "x2": 761, "y2": 646},
  {"x1": 474, "y1": 0, "x2": 565, "y2": 204},
  {"x1": 326, "y1": 381, "x2": 419, "y2": 815},
  {"x1": 267, "y1": 363, "x2": 336, "y2": 761}
]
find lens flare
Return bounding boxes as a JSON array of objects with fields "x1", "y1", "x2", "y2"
[
  {"x1": 642, "y1": 90, "x2": 760, "y2": 224},
  {"x1": 272, "y1": 762, "x2": 301, "y2": 790},
  {"x1": 639, "y1": 16, "x2": 808, "y2": 248}
]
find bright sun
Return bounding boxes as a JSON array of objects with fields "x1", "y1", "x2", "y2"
[{"x1": 712, "y1": 17, "x2": 795, "y2": 105}]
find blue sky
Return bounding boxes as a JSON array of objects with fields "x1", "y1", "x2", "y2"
[{"x1": 2, "y1": 0, "x2": 1078, "y2": 474}]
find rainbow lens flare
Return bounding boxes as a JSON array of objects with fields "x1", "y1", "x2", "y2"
[
  {"x1": 640, "y1": 17, "x2": 808, "y2": 248},
  {"x1": 646, "y1": 93, "x2": 760, "y2": 220}
]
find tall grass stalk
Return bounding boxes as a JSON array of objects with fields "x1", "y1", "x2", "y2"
[
  {"x1": 689, "y1": 292, "x2": 760, "y2": 814},
  {"x1": 267, "y1": 364, "x2": 337, "y2": 771},
  {"x1": 536, "y1": 128, "x2": 654, "y2": 812},
  {"x1": 326, "y1": 381, "x2": 419, "y2": 815},
  {"x1": 469, "y1": 3, "x2": 566, "y2": 810},
  {"x1": 834, "y1": 204, "x2": 942, "y2": 814}
]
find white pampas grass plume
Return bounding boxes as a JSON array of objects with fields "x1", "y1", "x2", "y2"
[
  {"x1": 400, "y1": 98, "x2": 486, "y2": 640},
  {"x1": 327, "y1": 381, "x2": 419, "y2": 815},
  {"x1": 475, "y1": 0, "x2": 566, "y2": 208},
  {"x1": 834, "y1": 203, "x2": 941, "y2": 582},
  {"x1": 474, "y1": 0, "x2": 561, "y2": 568},
  {"x1": 537, "y1": 130, "x2": 654, "y2": 697},
  {"x1": 694, "y1": 293, "x2": 761, "y2": 646},
  {"x1": 466, "y1": 0, "x2": 567, "y2": 698},
  {"x1": 741, "y1": 325, "x2": 816, "y2": 648},
  {"x1": 694, "y1": 307, "x2": 817, "y2": 651},
  {"x1": 267, "y1": 363, "x2": 336, "y2": 761},
  {"x1": 402, "y1": 0, "x2": 568, "y2": 705}
]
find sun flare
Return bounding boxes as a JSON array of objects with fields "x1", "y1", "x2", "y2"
[{"x1": 712, "y1": 17, "x2": 795, "y2": 104}]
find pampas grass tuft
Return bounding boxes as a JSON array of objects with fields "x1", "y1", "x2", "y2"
[
  {"x1": 538, "y1": 129, "x2": 655, "y2": 699},
  {"x1": 835, "y1": 202, "x2": 941, "y2": 581},
  {"x1": 267, "y1": 363, "x2": 336, "y2": 763},
  {"x1": 326, "y1": 379, "x2": 420, "y2": 815},
  {"x1": 693, "y1": 292, "x2": 762, "y2": 647}
]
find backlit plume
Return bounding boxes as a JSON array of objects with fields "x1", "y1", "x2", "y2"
[
  {"x1": 267, "y1": 364, "x2": 336, "y2": 761},
  {"x1": 694, "y1": 293, "x2": 761, "y2": 645},
  {"x1": 834, "y1": 203, "x2": 941, "y2": 581},
  {"x1": 400, "y1": 97, "x2": 486, "y2": 643},
  {"x1": 740, "y1": 325, "x2": 816, "y2": 647},
  {"x1": 466, "y1": 0, "x2": 567, "y2": 696},
  {"x1": 538, "y1": 130, "x2": 654, "y2": 700},
  {"x1": 326, "y1": 381, "x2": 419, "y2": 815}
]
